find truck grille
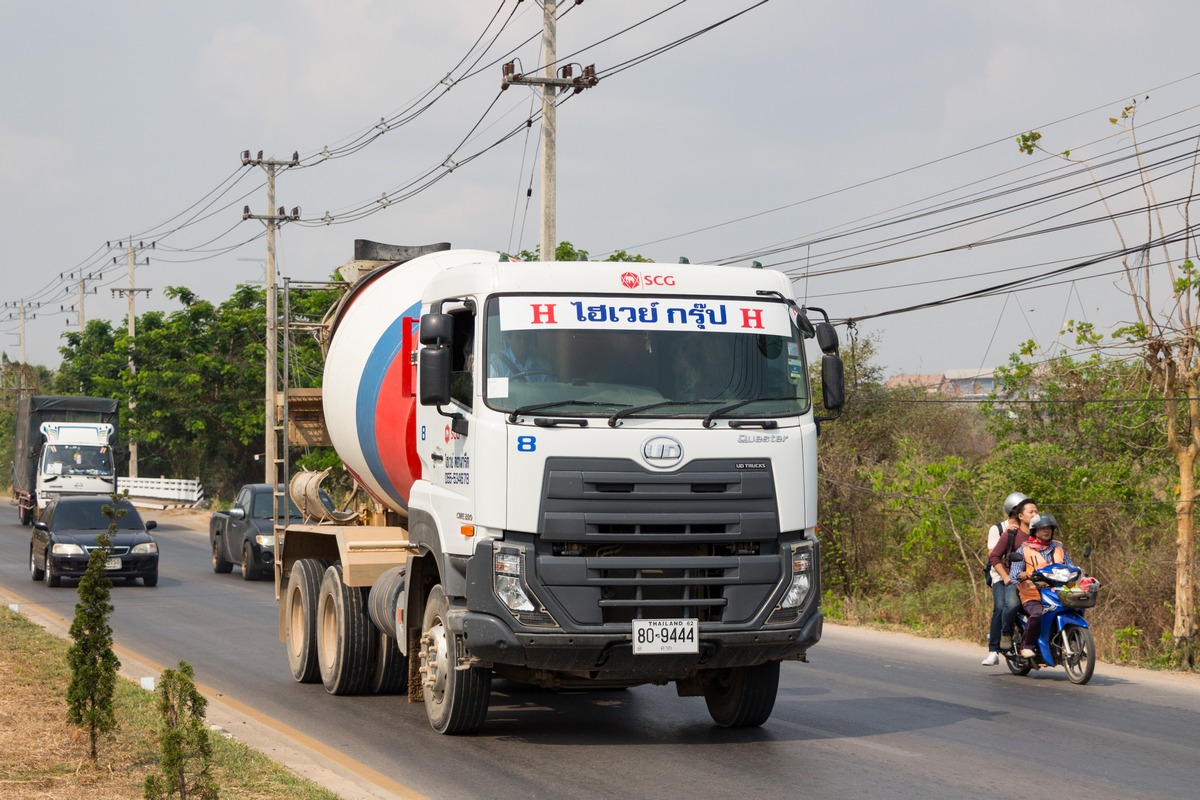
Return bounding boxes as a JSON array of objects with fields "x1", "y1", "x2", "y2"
[{"x1": 534, "y1": 458, "x2": 783, "y2": 626}]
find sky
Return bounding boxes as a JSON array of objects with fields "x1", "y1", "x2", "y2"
[{"x1": 3, "y1": 0, "x2": 1200, "y2": 377}]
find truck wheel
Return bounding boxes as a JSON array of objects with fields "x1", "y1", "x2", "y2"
[
  {"x1": 317, "y1": 563, "x2": 376, "y2": 695},
  {"x1": 241, "y1": 543, "x2": 259, "y2": 581},
  {"x1": 702, "y1": 662, "x2": 780, "y2": 728},
  {"x1": 211, "y1": 539, "x2": 233, "y2": 574},
  {"x1": 419, "y1": 585, "x2": 491, "y2": 734},
  {"x1": 370, "y1": 628, "x2": 408, "y2": 695},
  {"x1": 285, "y1": 558, "x2": 327, "y2": 683},
  {"x1": 19, "y1": 504, "x2": 31, "y2": 526},
  {"x1": 30, "y1": 546, "x2": 44, "y2": 581}
]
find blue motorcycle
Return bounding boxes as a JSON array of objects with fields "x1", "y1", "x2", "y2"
[{"x1": 1004, "y1": 562, "x2": 1099, "y2": 685}]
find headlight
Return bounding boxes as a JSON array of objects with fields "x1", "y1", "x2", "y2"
[
  {"x1": 781, "y1": 542, "x2": 815, "y2": 608},
  {"x1": 492, "y1": 544, "x2": 557, "y2": 626},
  {"x1": 51, "y1": 543, "x2": 86, "y2": 556},
  {"x1": 254, "y1": 534, "x2": 275, "y2": 548},
  {"x1": 132, "y1": 542, "x2": 158, "y2": 554},
  {"x1": 494, "y1": 551, "x2": 534, "y2": 612}
]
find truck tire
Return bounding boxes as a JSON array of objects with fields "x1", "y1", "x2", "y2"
[
  {"x1": 19, "y1": 503, "x2": 32, "y2": 526},
  {"x1": 370, "y1": 628, "x2": 408, "y2": 695},
  {"x1": 316, "y1": 563, "x2": 376, "y2": 695},
  {"x1": 285, "y1": 558, "x2": 327, "y2": 683},
  {"x1": 30, "y1": 546, "x2": 44, "y2": 581},
  {"x1": 419, "y1": 585, "x2": 491, "y2": 734},
  {"x1": 702, "y1": 662, "x2": 780, "y2": 728},
  {"x1": 241, "y1": 543, "x2": 259, "y2": 581},
  {"x1": 211, "y1": 539, "x2": 233, "y2": 574}
]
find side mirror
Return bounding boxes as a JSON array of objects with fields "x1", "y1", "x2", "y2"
[
  {"x1": 821, "y1": 354, "x2": 845, "y2": 413},
  {"x1": 419, "y1": 313, "x2": 453, "y2": 346},
  {"x1": 146, "y1": 520, "x2": 157, "y2": 531},
  {"x1": 419, "y1": 346, "x2": 453, "y2": 406},
  {"x1": 229, "y1": 507, "x2": 246, "y2": 521},
  {"x1": 34, "y1": 521, "x2": 49, "y2": 532},
  {"x1": 1007, "y1": 551, "x2": 1025, "y2": 563},
  {"x1": 815, "y1": 322, "x2": 839, "y2": 355}
]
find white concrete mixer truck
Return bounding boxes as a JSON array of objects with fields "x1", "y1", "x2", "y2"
[{"x1": 277, "y1": 243, "x2": 844, "y2": 734}]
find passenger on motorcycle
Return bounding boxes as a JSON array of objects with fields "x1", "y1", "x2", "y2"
[
  {"x1": 987, "y1": 494, "x2": 1038, "y2": 658},
  {"x1": 1012, "y1": 513, "x2": 1069, "y2": 658}
]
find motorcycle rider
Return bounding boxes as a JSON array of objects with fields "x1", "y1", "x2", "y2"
[
  {"x1": 1012, "y1": 513, "x2": 1067, "y2": 658},
  {"x1": 985, "y1": 493, "x2": 1038, "y2": 664}
]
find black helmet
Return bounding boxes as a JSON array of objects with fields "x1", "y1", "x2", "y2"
[
  {"x1": 1003, "y1": 492, "x2": 1033, "y2": 517},
  {"x1": 1031, "y1": 513, "x2": 1059, "y2": 533}
]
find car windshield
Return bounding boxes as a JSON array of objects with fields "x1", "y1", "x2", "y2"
[
  {"x1": 41, "y1": 444, "x2": 114, "y2": 477},
  {"x1": 51, "y1": 501, "x2": 144, "y2": 531},
  {"x1": 482, "y1": 294, "x2": 812, "y2": 419}
]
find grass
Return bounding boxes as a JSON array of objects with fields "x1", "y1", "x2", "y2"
[{"x1": 0, "y1": 606, "x2": 341, "y2": 799}]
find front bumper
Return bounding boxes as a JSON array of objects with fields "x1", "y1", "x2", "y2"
[
  {"x1": 48, "y1": 554, "x2": 158, "y2": 581},
  {"x1": 458, "y1": 605, "x2": 821, "y2": 679}
]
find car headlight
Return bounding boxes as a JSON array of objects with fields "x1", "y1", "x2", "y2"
[
  {"x1": 254, "y1": 534, "x2": 275, "y2": 548},
  {"x1": 131, "y1": 542, "x2": 158, "y2": 554},
  {"x1": 51, "y1": 543, "x2": 86, "y2": 556}
]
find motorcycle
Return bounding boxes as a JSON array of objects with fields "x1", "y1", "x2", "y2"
[{"x1": 1004, "y1": 560, "x2": 1099, "y2": 685}]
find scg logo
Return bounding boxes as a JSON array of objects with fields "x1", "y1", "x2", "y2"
[{"x1": 619, "y1": 272, "x2": 676, "y2": 289}]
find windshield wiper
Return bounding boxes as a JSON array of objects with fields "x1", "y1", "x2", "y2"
[
  {"x1": 702, "y1": 396, "x2": 797, "y2": 429},
  {"x1": 508, "y1": 400, "x2": 626, "y2": 423},
  {"x1": 608, "y1": 400, "x2": 703, "y2": 428}
]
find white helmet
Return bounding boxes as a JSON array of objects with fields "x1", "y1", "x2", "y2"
[{"x1": 1003, "y1": 492, "x2": 1031, "y2": 517}]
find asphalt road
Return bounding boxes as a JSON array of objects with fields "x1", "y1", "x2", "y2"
[{"x1": 3, "y1": 506, "x2": 1199, "y2": 800}]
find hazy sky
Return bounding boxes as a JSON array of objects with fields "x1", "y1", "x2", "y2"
[{"x1": 3, "y1": 1, "x2": 1199, "y2": 376}]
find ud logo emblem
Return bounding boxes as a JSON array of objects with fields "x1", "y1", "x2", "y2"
[{"x1": 641, "y1": 436, "x2": 683, "y2": 467}]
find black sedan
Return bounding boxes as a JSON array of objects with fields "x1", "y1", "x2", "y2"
[{"x1": 29, "y1": 496, "x2": 159, "y2": 587}]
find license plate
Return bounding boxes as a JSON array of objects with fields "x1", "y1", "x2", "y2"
[
  {"x1": 104, "y1": 557, "x2": 122, "y2": 570},
  {"x1": 632, "y1": 619, "x2": 698, "y2": 654}
]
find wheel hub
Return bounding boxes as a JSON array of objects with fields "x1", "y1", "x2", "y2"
[{"x1": 420, "y1": 622, "x2": 450, "y2": 699}]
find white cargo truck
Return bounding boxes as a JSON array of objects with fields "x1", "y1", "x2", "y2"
[{"x1": 277, "y1": 243, "x2": 844, "y2": 734}]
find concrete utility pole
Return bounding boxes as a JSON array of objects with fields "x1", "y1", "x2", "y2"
[
  {"x1": 501, "y1": 1, "x2": 598, "y2": 261},
  {"x1": 110, "y1": 238, "x2": 152, "y2": 478},
  {"x1": 241, "y1": 149, "x2": 299, "y2": 486}
]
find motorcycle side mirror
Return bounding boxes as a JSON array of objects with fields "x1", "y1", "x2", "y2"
[
  {"x1": 1082, "y1": 545, "x2": 1092, "y2": 559},
  {"x1": 1007, "y1": 552, "x2": 1025, "y2": 563}
]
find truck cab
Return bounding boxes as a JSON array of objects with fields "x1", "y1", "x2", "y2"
[{"x1": 35, "y1": 422, "x2": 117, "y2": 510}]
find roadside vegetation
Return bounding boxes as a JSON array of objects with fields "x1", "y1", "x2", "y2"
[
  {"x1": 0, "y1": 606, "x2": 339, "y2": 799},
  {"x1": 0, "y1": 197, "x2": 1196, "y2": 671}
]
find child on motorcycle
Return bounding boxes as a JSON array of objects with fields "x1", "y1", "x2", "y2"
[{"x1": 1012, "y1": 513, "x2": 1072, "y2": 657}]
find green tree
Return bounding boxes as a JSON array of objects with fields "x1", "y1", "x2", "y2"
[
  {"x1": 1019, "y1": 107, "x2": 1199, "y2": 665},
  {"x1": 66, "y1": 496, "x2": 123, "y2": 761},
  {"x1": 144, "y1": 661, "x2": 219, "y2": 800}
]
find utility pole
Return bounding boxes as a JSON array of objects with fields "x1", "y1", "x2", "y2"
[
  {"x1": 241, "y1": 149, "x2": 299, "y2": 487},
  {"x1": 110, "y1": 238, "x2": 153, "y2": 478},
  {"x1": 3, "y1": 301, "x2": 37, "y2": 390},
  {"x1": 501, "y1": 2, "x2": 598, "y2": 261}
]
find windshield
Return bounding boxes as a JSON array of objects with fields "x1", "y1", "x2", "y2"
[
  {"x1": 41, "y1": 444, "x2": 114, "y2": 477},
  {"x1": 483, "y1": 294, "x2": 811, "y2": 419},
  {"x1": 50, "y1": 501, "x2": 144, "y2": 531}
]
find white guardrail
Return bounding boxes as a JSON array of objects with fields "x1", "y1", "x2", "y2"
[{"x1": 120, "y1": 477, "x2": 205, "y2": 509}]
